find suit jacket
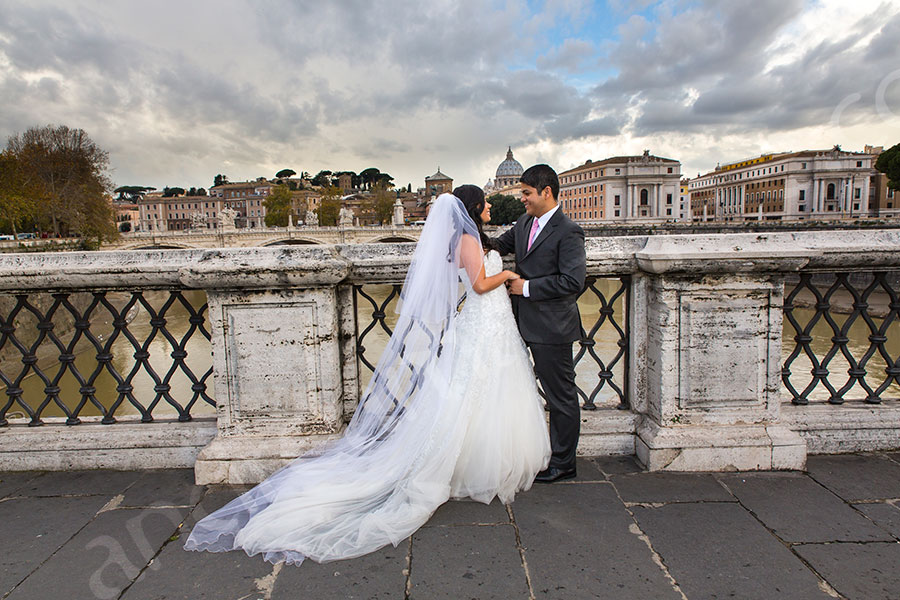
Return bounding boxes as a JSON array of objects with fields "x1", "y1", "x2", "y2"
[{"x1": 494, "y1": 208, "x2": 586, "y2": 344}]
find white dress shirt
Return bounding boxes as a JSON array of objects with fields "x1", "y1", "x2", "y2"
[{"x1": 522, "y1": 204, "x2": 560, "y2": 298}]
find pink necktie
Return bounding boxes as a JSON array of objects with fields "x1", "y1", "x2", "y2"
[{"x1": 527, "y1": 218, "x2": 540, "y2": 251}]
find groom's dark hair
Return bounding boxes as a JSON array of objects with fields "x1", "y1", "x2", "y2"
[{"x1": 520, "y1": 164, "x2": 559, "y2": 200}]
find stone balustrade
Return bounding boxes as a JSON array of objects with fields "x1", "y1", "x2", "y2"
[{"x1": 1, "y1": 230, "x2": 899, "y2": 483}]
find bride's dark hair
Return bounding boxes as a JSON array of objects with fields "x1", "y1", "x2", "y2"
[{"x1": 452, "y1": 184, "x2": 494, "y2": 251}]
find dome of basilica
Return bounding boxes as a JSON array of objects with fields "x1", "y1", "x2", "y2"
[{"x1": 496, "y1": 147, "x2": 523, "y2": 178}]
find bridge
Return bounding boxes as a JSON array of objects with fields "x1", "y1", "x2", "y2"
[{"x1": 105, "y1": 225, "x2": 422, "y2": 250}]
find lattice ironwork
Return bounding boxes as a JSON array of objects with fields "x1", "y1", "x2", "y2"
[
  {"x1": 0, "y1": 290, "x2": 214, "y2": 425},
  {"x1": 354, "y1": 275, "x2": 630, "y2": 410},
  {"x1": 783, "y1": 272, "x2": 900, "y2": 404}
]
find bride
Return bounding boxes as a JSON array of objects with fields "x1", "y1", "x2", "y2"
[{"x1": 184, "y1": 185, "x2": 550, "y2": 565}]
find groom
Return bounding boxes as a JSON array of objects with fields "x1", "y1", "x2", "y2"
[{"x1": 495, "y1": 164, "x2": 586, "y2": 483}]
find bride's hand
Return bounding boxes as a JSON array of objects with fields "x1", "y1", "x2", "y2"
[{"x1": 504, "y1": 271, "x2": 520, "y2": 281}]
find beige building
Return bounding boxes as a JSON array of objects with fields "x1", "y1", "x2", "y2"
[
  {"x1": 209, "y1": 179, "x2": 275, "y2": 228},
  {"x1": 424, "y1": 168, "x2": 453, "y2": 197},
  {"x1": 688, "y1": 146, "x2": 880, "y2": 222},
  {"x1": 559, "y1": 151, "x2": 681, "y2": 223}
]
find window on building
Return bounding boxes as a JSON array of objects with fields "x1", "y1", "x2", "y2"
[
  {"x1": 640, "y1": 189, "x2": 648, "y2": 205},
  {"x1": 802, "y1": 163, "x2": 807, "y2": 169},
  {"x1": 799, "y1": 205, "x2": 805, "y2": 212},
  {"x1": 614, "y1": 209, "x2": 620, "y2": 217},
  {"x1": 854, "y1": 203, "x2": 860, "y2": 211},
  {"x1": 799, "y1": 190, "x2": 805, "y2": 201},
  {"x1": 614, "y1": 195, "x2": 620, "y2": 206},
  {"x1": 827, "y1": 183, "x2": 835, "y2": 200},
  {"x1": 666, "y1": 208, "x2": 672, "y2": 215},
  {"x1": 857, "y1": 161, "x2": 862, "y2": 167},
  {"x1": 667, "y1": 193, "x2": 672, "y2": 204},
  {"x1": 615, "y1": 169, "x2": 620, "y2": 175},
  {"x1": 854, "y1": 188, "x2": 861, "y2": 199},
  {"x1": 667, "y1": 167, "x2": 673, "y2": 173}
]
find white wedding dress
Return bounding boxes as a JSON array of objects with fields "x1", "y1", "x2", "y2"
[{"x1": 185, "y1": 197, "x2": 549, "y2": 566}]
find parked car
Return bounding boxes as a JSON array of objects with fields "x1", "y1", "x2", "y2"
[{"x1": 16, "y1": 232, "x2": 36, "y2": 239}]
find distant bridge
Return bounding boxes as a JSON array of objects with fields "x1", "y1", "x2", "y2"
[{"x1": 105, "y1": 226, "x2": 422, "y2": 250}]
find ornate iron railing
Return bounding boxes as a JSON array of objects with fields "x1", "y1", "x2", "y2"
[
  {"x1": 354, "y1": 276, "x2": 631, "y2": 410},
  {"x1": 782, "y1": 271, "x2": 900, "y2": 404},
  {"x1": 0, "y1": 290, "x2": 214, "y2": 426}
]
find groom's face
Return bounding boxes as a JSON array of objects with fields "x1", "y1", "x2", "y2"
[{"x1": 520, "y1": 184, "x2": 555, "y2": 217}]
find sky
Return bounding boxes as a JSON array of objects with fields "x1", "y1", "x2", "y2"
[{"x1": 1, "y1": 0, "x2": 899, "y2": 192}]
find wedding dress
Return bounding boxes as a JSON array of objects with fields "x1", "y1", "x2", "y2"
[{"x1": 184, "y1": 195, "x2": 549, "y2": 566}]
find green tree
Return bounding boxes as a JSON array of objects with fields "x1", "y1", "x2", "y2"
[
  {"x1": 263, "y1": 184, "x2": 292, "y2": 227},
  {"x1": 875, "y1": 143, "x2": 900, "y2": 190},
  {"x1": 162, "y1": 186, "x2": 185, "y2": 197},
  {"x1": 5, "y1": 124, "x2": 115, "y2": 242},
  {"x1": 371, "y1": 183, "x2": 394, "y2": 224},
  {"x1": 276, "y1": 168, "x2": 296, "y2": 179},
  {"x1": 114, "y1": 185, "x2": 155, "y2": 201},
  {"x1": 0, "y1": 151, "x2": 38, "y2": 236},
  {"x1": 318, "y1": 186, "x2": 341, "y2": 226},
  {"x1": 312, "y1": 170, "x2": 333, "y2": 187},
  {"x1": 488, "y1": 194, "x2": 525, "y2": 225},
  {"x1": 213, "y1": 174, "x2": 228, "y2": 187},
  {"x1": 359, "y1": 167, "x2": 380, "y2": 190}
]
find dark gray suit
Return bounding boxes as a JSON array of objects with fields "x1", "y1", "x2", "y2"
[{"x1": 495, "y1": 208, "x2": 586, "y2": 470}]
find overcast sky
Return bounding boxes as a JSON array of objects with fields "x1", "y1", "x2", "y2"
[{"x1": 1, "y1": 0, "x2": 899, "y2": 191}]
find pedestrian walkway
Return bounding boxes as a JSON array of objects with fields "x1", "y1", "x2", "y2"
[{"x1": 2, "y1": 452, "x2": 900, "y2": 599}]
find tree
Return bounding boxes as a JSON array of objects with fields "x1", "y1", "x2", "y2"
[
  {"x1": 213, "y1": 174, "x2": 228, "y2": 187},
  {"x1": 359, "y1": 167, "x2": 380, "y2": 190},
  {"x1": 197, "y1": 187, "x2": 207, "y2": 196},
  {"x1": 114, "y1": 185, "x2": 155, "y2": 202},
  {"x1": 276, "y1": 168, "x2": 296, "y2": 179},
  {"x1": 312, "y1": 170, "x2": 333, "y2": 187},
  {"x1": 407, "y1": 183, "x2": 412, "y2": 193},
  {"x1": 371, "y1": 183, "x2": 395, "y2": 224},
  {"x1": 376, "y1": 172, "x2": 394, "y2": 189},
  {"x1": 119, "y1": 221, "x2": 132, "y2": 232},
  {"x1": 5, "y1": 124, "x2": 115, "y2": 242},
  {"x1": 162, "y1": 186, "x2": 185, "y2": 197},
  {"x1": 318, "y1": 186, "x2": 341, "y2": 226},
  {"x1": 488, "y1": 194, "x2": 525, "y2": 225},
  {"x1": 875, "y1": 143, "x2": 900, "y2": 191},
  {"x1": 0, "y1": 151, "x2": 39, "y2": 236},
  {"x1": 263, "y1": 184, "x2": 292, "y2": 227}
]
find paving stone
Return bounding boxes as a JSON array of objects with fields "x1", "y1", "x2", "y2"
[
  {"x1": 592, "y1": 455, "x2": 642, "y2": 476},
  {"x1": 424, "y1": 498, "x2": 509, "y2": 527},
  {"x1": 611, "y1": 472, "x2": 734, "y2": 504},
  {"x1": 0, "y1": 472, "x2": 42, "y2": 498},
  {"x1": 571, "y1": 456, "x2": 607, "y2": 482},
  {"x1": 8, "y1": 506, "x2": 189, "y2": 600},
  {"x1": 514, "y1": 482, "x2": 681, "y2": 600},
  {"x1": 796, "y1": 542, "x2": 900, "y2": 600},
  {"x1": 410, "y1": 524, "x2": 528, "y2": 599},
  {"x1": 719, "y1": 472, "x2": 892, "y2": 543},
  {"x1": 122, "y1": 488, "x2": 270, "y2": 600},
  {"x1": 0, "y1": 495, "x2": 109, "y2": 597},
  {"x1": 853, "y1": 502, "x2": 900, "y2": 539},
  {"x1": 807, "y1": 454, "x2": 900, "y2": 501},
  {"x1": 631, "y1": 502, "x2": 832, "y2": 600},
  {"x1": 121, "y1": 469, "x2": 204, "y2": 508},
  {"x1": 273, "y1": 540, "x2": 408, "y2": 600},
  {"x1": 17, "y1": 469, "x2": 141, "y2": 497}
]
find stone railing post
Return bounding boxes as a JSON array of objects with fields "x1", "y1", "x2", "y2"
[
  {"x1": 181, "y1": 247, "x2": 353, "y2": 484},
  {"x1": 633, "y1": 236, "x2": 811, "y2": 471}
]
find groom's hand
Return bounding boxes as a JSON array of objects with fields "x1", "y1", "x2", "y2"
[{"x1": 507, "y1": 278, "x2": 525, "y2": 295}]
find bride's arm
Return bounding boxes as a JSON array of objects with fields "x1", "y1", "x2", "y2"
[{"x1": 460, "y1": 234, "x2": 519, "y2": 295}]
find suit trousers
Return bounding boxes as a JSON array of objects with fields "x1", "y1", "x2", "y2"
[{"x1": 529, "y1": 342, "x2": 579, "y2": 470}]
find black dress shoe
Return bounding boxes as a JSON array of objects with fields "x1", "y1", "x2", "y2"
[{"x1": 534, "y1": 466, "x2": 577, "y2": 483}]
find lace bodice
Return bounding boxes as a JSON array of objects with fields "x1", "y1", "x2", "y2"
[{"x1": 457, "y1": 250, "x2": 515, "y2": 328}]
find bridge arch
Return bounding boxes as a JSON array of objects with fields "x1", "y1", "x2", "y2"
[
  {"x1": 371, "y1": 235, "x2": 417, "y2": 243},
  {"x1": 262, "y1": 238, "x2": 323, "y2": 246},
  {"x1": 122, "y1": 242, "x2": 199, "y2": 250}
]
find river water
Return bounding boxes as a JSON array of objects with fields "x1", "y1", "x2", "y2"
[{"x1": 2, "y1": 281, "x2": 897, "y2": 422}]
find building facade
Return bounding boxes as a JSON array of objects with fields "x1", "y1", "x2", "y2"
[
  {"x1": 138, "y1": 194, "x2": 226, "y2": 232},
  {"x1": 688, "y1": 146, "x2": 879, "y2": 222},
  {"x1": 559, "y1": 151, "x2": 681, "y2": 223},
  {"x1": 424, "y1": 169, "x2": 453, "y2": 197},
  {"x1": 209, "y1": 179, "x2": 275, "y2": 228}
]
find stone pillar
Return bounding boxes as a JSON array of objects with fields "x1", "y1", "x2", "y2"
[
  {"x1": 633, "y1": 239, "x2": 809, "y2": 471},
  {"x1": 187, "y1": 248, "x2": 353, "y2": 484}
]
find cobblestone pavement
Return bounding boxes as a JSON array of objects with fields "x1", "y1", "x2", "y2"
[{"x1": 2, "y1": 452, "x2": 900, "y2": 599}]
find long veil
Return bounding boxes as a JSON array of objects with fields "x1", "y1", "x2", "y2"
[{"x1": 185, "y1": 194, "x2": 483, "y2": 565}]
